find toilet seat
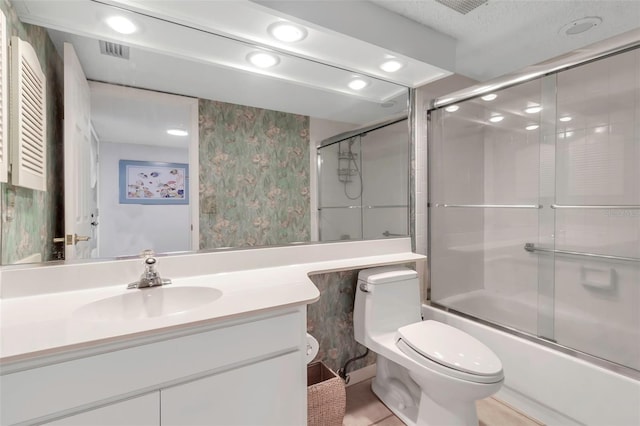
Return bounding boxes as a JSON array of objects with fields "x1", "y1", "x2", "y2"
[{"x1": 396, "y1": 321, "x2": 503, "y2": 384}]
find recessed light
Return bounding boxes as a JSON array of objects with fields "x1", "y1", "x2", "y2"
[
  {"x1": 594, "y1": 126, "x2": 608, "y2": 134},
  {"x1": 444, "y1": 105, "x2": 459, "y2": 112},
  {"x1": 525, "y1": 106, "x2": 543, "y2": 114},
  {"x1": 489, "y1": 115, "x2": 504, "y2": 123},
  {"x1": 348, "y1": 78, "x2": 368, "y2": 90},
  {"x1": 380, "y1": 59, "x2": 404, "y2": 73},
  {"x1": 560, "y1": 17, "x2": 602, "y2": 36},
  {"x1": 247, "y1": 51, "x2": 279, "y2": 68},
  {"x1": 106, "y1": 16, "x2": 137, "y2": 35},
  {"x1": 526, "y1": 124, "x2": 539, "y2": 130},
  {"x1": 559, "y1": 116, "x2": 572, "y2": 122},
  {"x1": 481, "y1": 93, "x2": 497, "y2": 101},
  {"x1": 268, "y1": 22, "x2": 307, "y2": 43},
  {"x1": 167, "y1": 129, "x2": 188, "y2": 136}
]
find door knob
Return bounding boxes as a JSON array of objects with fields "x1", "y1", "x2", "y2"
[{"x1": 53, "y1": 234, "x2": 91, "y2": 245}]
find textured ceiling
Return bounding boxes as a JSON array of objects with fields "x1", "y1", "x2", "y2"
[{"x1": 371, "y1": 0, "x2": 640, "y2": 81}]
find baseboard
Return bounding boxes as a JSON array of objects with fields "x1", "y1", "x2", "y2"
[{"x1": 346, "y1": 363, "x2": 376, "y2": 387}]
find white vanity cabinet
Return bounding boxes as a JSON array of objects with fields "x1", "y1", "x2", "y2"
[
  {"x1": 1, "y1": 308, "x2": 306, "y2": 425},
  {"x1": 44, "y1": 393, "x2": 160, "y2": 426},
  {"x1": 161, "y1": 351, "x2": 303, "y2": 425}
]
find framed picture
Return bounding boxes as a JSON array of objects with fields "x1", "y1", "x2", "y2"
[{"x1": 119, "y1": 160, "x2": 189, "y2": 205}]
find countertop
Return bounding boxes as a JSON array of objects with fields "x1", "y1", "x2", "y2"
[{"x1": 0, "y1": 239, "x2": 424, "y2": 370}]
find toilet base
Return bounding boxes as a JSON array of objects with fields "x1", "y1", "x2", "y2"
[
  {"x1": 371, "y1": 377, "x2": 419, "y2": 425},
  {"x1": 371, "y1": 378, "x2": 479, "y2": 426},
  {"x1": 416, "y1": 392, "x2": 478, "y2": 426}
]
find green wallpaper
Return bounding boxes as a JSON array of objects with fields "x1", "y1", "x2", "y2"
[
  {"x1": 199, "y1": 99, "x2": 310, "y2": 249},
  {"x1": 0, "y1": 0, "x2": 64, "y2": 264}
]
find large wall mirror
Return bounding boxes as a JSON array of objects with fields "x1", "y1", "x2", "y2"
[{"x1": 0, "y1": 0, "x2": 448, "y2": 266}]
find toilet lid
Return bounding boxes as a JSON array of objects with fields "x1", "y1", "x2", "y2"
[{"x1": 397, "y1": 320, "x2": 502, "y2": 376}]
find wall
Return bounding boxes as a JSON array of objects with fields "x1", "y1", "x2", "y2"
[
  {"x1": 98, "y1": 142, "x2": 190, "y2": 258},
  {"x1": 199, "y1": 99, "x2": 310, "y2": 248},
  {"x1": 0, "y1": 0, "x2": 63, "y2": 264}
]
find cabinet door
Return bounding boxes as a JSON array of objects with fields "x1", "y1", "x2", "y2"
[
  {"x1": 161, "y1": 351, "x2": 305, "y2": 426},
  {"x1": 44, "y1": 392, "x2": 159, "y2": 426}
]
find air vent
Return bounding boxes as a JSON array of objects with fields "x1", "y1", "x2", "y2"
[
  {"x1": 99, "y1": 40, "x2": 130, "y2": 59},
  {"x1": 436, "y1": 0, "x2": 487, "y2": 14}
]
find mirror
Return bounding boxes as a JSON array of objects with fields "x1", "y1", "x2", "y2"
[{"x1": 0, "y1": 0, "x2": 417, "y2": 265}]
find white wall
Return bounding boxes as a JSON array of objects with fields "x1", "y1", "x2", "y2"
[{"x1": 98, "y1": 142, "x2": 190, "y2": 258}]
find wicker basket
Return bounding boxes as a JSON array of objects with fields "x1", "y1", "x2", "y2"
[{"x1": 307, "y1": 361, "x2": 346, "y2": 426}]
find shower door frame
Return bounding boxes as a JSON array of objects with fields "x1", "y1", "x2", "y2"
[{"x1": 425, "y1": 29, "x2": 640, "y2": 380}]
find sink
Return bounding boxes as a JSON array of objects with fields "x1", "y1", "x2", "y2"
[{"x1": 74, "y1": 286, "x2": 223, "y2": 321}]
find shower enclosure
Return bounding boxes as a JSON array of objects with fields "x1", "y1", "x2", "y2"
[
  {"x1": 428, "y1": 47, "x2": 639, "y2": 374},
  {"x1": 317, "y1": 118, "x2": 409, "y2": 241}
]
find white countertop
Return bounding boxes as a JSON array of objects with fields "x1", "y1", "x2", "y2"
[{"x1": 0, "y1": 239, "x2": 424, "y2": 369}]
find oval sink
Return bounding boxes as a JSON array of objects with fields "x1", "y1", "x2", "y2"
[{"x1": 74, "y1": 287, "x2": 223, "y2": 321}]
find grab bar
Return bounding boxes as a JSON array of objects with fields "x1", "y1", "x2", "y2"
[
  {"x1": 436, "y1": 204, "x2": 541, "y2": 209},
  {"x1": 524, "y1": 243, "x2": 639, "y2": 263},
  {"x1": 551, "y1": 204, "x2": 640, "y2": 209},
  {"x1": 382, "y1": 231, "x2": 405, "y2": 237}
]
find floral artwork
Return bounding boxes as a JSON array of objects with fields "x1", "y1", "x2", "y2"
[{"x1": 119, "y1": 160, "x2": 189, "y2": 204}]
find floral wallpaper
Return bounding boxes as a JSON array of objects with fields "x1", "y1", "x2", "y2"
[
  {"x1": 199, "y1": 99, "x2": 310, "y2": 248},
  {"x1": 0, "y1": 0, "x2": 64, "y2": 264}
]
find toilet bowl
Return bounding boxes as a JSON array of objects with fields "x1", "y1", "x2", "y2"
[{"x1": 354, "y1": 266, "x2": 504, "y2": 426}]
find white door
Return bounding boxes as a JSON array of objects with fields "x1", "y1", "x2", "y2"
[{"x1": 63, "y1": 43, "x2": 97, "y2": 260}]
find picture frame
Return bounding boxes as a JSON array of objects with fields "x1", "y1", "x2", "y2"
[{"x1": 119, "y1": 160, "x2": 189, "y2": 205}]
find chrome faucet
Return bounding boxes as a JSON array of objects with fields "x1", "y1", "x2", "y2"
[{"x1": 127, "y1": 250, "x2": 172, "y2": 289}]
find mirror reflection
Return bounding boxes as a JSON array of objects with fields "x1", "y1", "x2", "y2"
[{"x1": 0, "y1": 0, "x2": 412, "y2": 265}]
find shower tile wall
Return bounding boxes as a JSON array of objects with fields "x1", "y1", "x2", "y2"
[{"x1": 0, "y1": 0, "x2": 64, "y2": 264}]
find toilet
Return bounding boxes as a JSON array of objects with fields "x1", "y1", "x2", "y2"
[{"x1": 354, "y1": 266, "x2": 504, "y2": 426}]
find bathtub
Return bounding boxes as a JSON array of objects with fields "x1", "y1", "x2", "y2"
[{"x1": 422, "y1": 304, "x2": 640, "y2": 425}]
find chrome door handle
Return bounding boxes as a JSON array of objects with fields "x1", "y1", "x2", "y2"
[
  {"x1": 75, "y1": 234, "x2": 91, "y2": 243},
  {"x1": 54, "y1": 234, "x2": 91, "y2": 245}
]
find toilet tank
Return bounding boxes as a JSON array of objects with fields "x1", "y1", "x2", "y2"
[{"x1": 354, "y1": 266, "x2": 421, "y2": 345}]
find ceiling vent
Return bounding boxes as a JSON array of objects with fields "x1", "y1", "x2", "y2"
[
  {"x1": 436, "y1": 0, "x2": 487, "y2": 15},
  {"x1": 99, "y1": 41, "x2": 130, "y2": 59}
]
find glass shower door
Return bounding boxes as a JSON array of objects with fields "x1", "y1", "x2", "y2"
[
  {"x1": 317, "y1": 136, "x2": 363, "y2": 241},
  {"x1": 429, "y1": 46, "x2": 640, "y2": 373},
  {"x1": 429, "y1": 79, "x2": 545, "y2": 336},
  {"x1": 549, "y1": 48, "x2": 640, "y2": 370}
]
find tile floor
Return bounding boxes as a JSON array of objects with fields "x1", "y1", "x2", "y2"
[{"x1": 343, "y1": 379, "x2": 544, "y2": 426}]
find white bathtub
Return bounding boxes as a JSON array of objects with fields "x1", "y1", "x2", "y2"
[{"x1": 422, "y1": 304, "x2": 640, "y2": 426}]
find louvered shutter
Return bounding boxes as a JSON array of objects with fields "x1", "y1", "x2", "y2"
[
  {"x1": 10, "y1": 36, "x2": 47, "y2": 191},
  {"x1": 0, "y1": 11, "x2": 7, "y2": 183}
]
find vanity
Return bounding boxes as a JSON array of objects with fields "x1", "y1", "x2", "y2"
[{"x1": 0, "y1": 239, "x2": 425, "y2": 425}]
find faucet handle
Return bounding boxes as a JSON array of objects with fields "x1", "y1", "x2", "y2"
[{"x1": 141, "y1": 249, "x2": 155, "y2": 259}]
